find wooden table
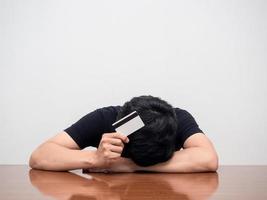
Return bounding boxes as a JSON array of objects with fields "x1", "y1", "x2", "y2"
[{"x1": 0, "y1": 165, "x2": 267, "y2": 199}]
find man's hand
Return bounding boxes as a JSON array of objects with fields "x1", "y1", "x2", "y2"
[{"x1": 93, "y1": 132, "x2": 129, "y2": 169}]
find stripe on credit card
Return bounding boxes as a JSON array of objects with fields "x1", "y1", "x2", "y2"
[{"x1": 112, "y1": 111, "x2": 145, "y2": 136}]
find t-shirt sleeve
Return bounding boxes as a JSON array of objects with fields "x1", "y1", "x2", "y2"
[
  {"x1": 64, "y1": 108, "x2": 105, "y2": 149},
  {"x1": 176, "y1": 109, "x2": 204, "y2": 147}
]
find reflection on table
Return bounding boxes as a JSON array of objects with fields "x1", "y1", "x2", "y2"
[{"x1": 29, "y1": 169, "x2": 218, "y2": 200}]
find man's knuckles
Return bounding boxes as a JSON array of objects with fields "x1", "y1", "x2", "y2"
[{"x1": 101, "y1": 143, "x2": 109, "y2": 150}]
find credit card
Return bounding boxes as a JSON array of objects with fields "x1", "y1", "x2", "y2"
[{"x1": 112, "y1": 111, "x2": 145, "y2": 136}]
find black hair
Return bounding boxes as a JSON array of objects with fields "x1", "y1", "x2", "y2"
[{"x1": 116, "y1": 95, "x2": 178, "y2": 166}]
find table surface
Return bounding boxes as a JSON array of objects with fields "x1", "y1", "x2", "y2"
[{"x1": 1, "y1": 165, "x2": 267, "y2": 200}]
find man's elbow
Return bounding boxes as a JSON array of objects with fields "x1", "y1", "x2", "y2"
[
  {"x1": 29, "y1": 152, "x2": 38, "y2": 169},
  {"x1": 29, "y1": 151, "x2": 45, "y2": 170},
  {"x1": 206, "y1": 152, "x2": 219, "y2": 172}
]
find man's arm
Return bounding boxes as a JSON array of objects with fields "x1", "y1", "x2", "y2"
[
  {"x1": 29, "y1": 132, "x2": 98, "y2": 171},
  {"x1": 105, "y1": 133, "x2": 218, "y2": 173},
  {"x1": 138, "y1": 133, "x2": 218, "y2": 172},
  {"x1": 29, "y1": 131, "x2": 128, "y2": 171},
  {"x1": 30, "y1": 131, "x2": 218, "y2": 172}
]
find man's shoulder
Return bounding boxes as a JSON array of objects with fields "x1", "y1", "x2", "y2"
[
  {"x1": 174, "y1": 107, "x2": 191, "y2": 119},
  {"x1": 96, "y1": 105, "x2": 121, "y2": 128},
  {"x1": 97, "y1": 105, "x2": 121, "y2": 116},
  {"x1": 173, "y1": 107, "x2": 200, "y2": 126}
]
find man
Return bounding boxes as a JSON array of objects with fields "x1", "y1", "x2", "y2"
[{"x1": 29, "y1": 95, "x2": 218, "y2": 172}]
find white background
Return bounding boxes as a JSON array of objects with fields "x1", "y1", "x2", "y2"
[{"x1": 1, "y1": 0, "x2": 267, "y2": 165}]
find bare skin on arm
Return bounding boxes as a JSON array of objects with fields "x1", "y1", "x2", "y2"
[
  {"x1": 29, "y1": 131, "x2": 218, "y2": 173},
  {"x1": 88, "y1": 133, "x2": 219, "y2": 173},
  {"x1": 29, "y1": 131, "x2": 130, "y2": 171},
  {"x1": 137, "y1": 133, "x2": 219, "y2": 173}
]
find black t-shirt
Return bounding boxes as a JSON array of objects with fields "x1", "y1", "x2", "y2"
[{"x1": 64, "y1": 106, "x2": 203, "y2": 151}]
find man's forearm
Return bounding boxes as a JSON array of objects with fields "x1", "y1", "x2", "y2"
[
  {"x1": 29, "y1": 142, "x2": 97, "y2": 171},
  {"x1": 138, "y1": 147, "x2": 218, "y2": 173}
]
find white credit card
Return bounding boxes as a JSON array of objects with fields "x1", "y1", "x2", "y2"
[{"x1": 112, "y1": 111, "x2": 145, "y2": 136}]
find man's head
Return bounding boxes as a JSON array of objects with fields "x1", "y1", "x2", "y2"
[{"x1": 116, "y1": 95, "x2": 178, "y2": 166}]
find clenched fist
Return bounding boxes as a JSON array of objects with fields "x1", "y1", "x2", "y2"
[{"x1": 94, "y1": 132, "x2": 129, "y2": 168}]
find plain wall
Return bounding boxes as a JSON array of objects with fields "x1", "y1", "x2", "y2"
[{"x1": 1, "y1": 0, "x2": 267, "y2": 165}]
